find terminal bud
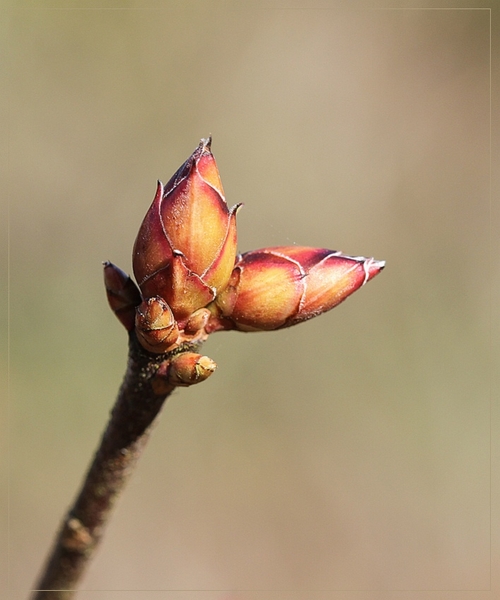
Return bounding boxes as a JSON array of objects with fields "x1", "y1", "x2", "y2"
[{"x1": 132, "y1": 138, "x2": 240, "y2": 323}]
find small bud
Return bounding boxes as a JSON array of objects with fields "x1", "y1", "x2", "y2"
[
  {"x1": 132, "y1": 138, "x2": 241, "y2": 322},
  {"x1": 184, "y1": 308, "x2": 211, "y2": 335},
  {"x1": 103, "y1": 261, "x2": 142, "y2": 331},
  {"x1": 212, "y1": 246, "x2": 385, "y2": 331},
  {"x1": 135, "y1": 296, "x2": 179, "y2": 353},
  {"x1": 167, "y1": 352, "x2": 217, "y2": 386}
]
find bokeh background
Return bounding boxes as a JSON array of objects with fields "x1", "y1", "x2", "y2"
[{"x1": 2, "y1": 2, "x2": 498, "y2": 600}]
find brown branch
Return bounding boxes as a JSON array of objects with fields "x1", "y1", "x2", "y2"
[{"x1": 30, "y1": 333, "x2": 191, "y2": 600}]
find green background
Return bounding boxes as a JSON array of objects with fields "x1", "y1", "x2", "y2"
[{"x1": 2, "y1": 2, "x2": 497, "y2": 599}]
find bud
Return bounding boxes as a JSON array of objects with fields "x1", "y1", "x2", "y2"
[
  {"x1": 167, "y1": 352, "x2": 217, "y2": 386},
  {"x1": 184, "y1": 308, "x2": 211, "y2": 335},
  {"x1": 103, "y1": 261, "x2": 142, "y2": 331},
  {"x1": 133, "y1": 138, "x2": 240, "y2": 323},
  {"x1": 135, "y1": 296, "x2": 179, "y2": 353},
  {"x1": 211, "y1": 246, "x2": 385, "y2": 332}
]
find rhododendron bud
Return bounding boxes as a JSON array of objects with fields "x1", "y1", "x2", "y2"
[
  {"x1": 135, "y1": 297, "x2": 179, "y2": 353},
  {"x1": 133, "y1": 138, "x2": 240, "y2": 323},
  {"x1": 103, "y1": 261, "x2": 142, "y2": 331},
  {"x1": 210, "y1": 247, "x2": 384, "y2": 332}
]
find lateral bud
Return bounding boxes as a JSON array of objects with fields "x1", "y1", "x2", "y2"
[
  {"x1": 184, "y1": 308, "x2": 211, "y2": 334},
  {"x1": 103, "y1": 261, "x2": 142, "y2": 331},
  {"x1": 167, "y1": 352, "x2": 217, "y2": 386},
  {"x1": 135, "y1": 296, "x2": 179, "y2": 353},
  {"x1": 210, "y1": 247, "x2": 385, "y2": 332}
]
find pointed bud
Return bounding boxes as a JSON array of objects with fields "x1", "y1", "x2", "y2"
[
  {"x1": 135, "y1": 296, "x2": 179, "y2": 353},
  {"x1": 212, "y1": 247, "x2": 384, "y2": 331},
  {"x1": 167, "y1": 352, "x2": 217, "y2": 386},
  {"x1": 133, "y1": 138, "x2": 240, "y2": 322},
  {"x1": 103, "y1": 261, "x2": 142, "y2": 331}
]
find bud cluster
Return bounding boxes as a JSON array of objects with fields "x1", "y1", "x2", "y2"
[{"x1": 104, "y1": 138, "x2": 384, "y2": 387}]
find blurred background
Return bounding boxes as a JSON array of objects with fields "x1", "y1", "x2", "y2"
[{"x1": 2, "y1": 2, "x2": 498, "y2": 599}]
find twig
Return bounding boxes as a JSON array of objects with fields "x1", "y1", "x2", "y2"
[
  {"x1": 29, "y1": 136, "x2": 385, "y2": 599},
  {"x1": 30, "y1": 333, "x2": 189, "y2": 600}
]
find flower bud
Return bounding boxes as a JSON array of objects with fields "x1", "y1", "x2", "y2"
[
  {"x1": 135, "y1": 296, "x2": 179, "y2": 353},
  {"x1": 103, "y1": 261, "x2": 142, "y2": 331},
  {"x1": 212, "y1": 246, "x2": 385, "y2": 331},
  {"x1": 133, "y1": 138, "x2": 240, "y2": 323}
]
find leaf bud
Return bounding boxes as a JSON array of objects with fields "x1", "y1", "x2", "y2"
[
  {"x1": 184, "y1": 308, "x2": 211, "y2": 335},
  {"x1": 167, "y1": 352, "x2": 217, "y2": 386},
  {"x1": 103, "y1": 261, "x2": 142, "y2": 331},
  {"x1": 135, "y1": 296, "x2": 179, "y2": 353},
  {"x1": 212, "y1": 246, "x2": 385, "y2": 331}
]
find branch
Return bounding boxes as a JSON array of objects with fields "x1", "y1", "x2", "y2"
[{"x1": 30, "y1": 333, "x2": 190, "y2": 600}]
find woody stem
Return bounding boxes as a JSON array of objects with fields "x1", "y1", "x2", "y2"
[{"x1": 30, "y1": 333, "x2": 181, "y2": 600}]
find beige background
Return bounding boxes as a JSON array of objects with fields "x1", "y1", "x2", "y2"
[{"x1": 2, "y1": 2, "x2": 498, "y2": 600}]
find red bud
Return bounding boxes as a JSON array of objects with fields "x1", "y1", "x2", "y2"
[
  {"x1": 133, "y1": 138, "x2": 240, "y2": 322},
  {"x1": 103, "y1": 261, "x2": 142, "y2": 331},
  {"x1": 211, "y1": 247, "x2": 385, "y2": 331}
]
